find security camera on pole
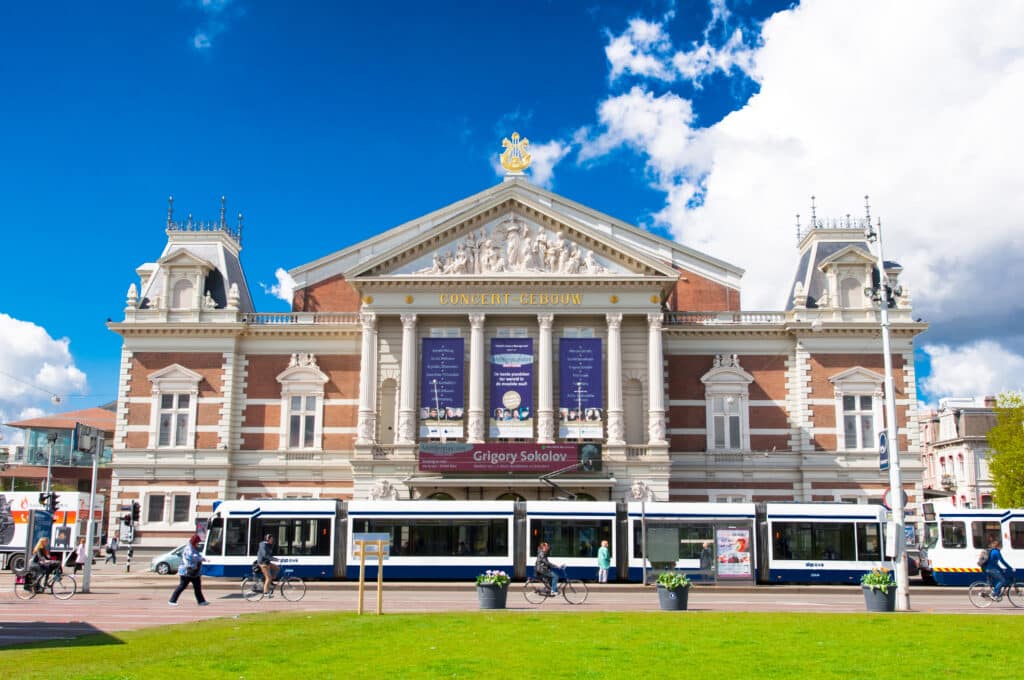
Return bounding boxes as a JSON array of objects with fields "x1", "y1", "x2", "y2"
[{"x1": 863, "y1": 200, "x2": 910, "y2": 611}]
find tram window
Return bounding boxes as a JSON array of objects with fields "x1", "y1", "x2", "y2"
[
  {"x1": 532, "y1": 519, "x2": 612, "y2": 558},
  {"x1": 971, "y1": 521, "x2": 1001, "y2": 549},
  {"x1": 352, "y1": 518, "x2": 509, "y2": 557},
  {"x1": 856, "y1": 523, "x2": 882, "y2": 560},
  {"x1": 205, "y1": 517, "x2": 224, "y2": 556},
  {"x1": 631, "y1": 521, "x2": 712, "y2": 560},
  {"x1": 940, "y1": 521, "x2": 966, "y2": 549},
  {"x1": 253, "y1": 518, "x2": 331, "y2": 556},
  {"x1": 225, "y1": 518, "x2": 249, "y2": 556},
  {"x1": 771, "y1": 522, "x2": 855, "y2": 561},
  {"x1": 923, "y1": 522, "x2": 939, "y2": 549},
  {"x1": 1009, "y1": 522, "x2": 1024, "y2": 550}
]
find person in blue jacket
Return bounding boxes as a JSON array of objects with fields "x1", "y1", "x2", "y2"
[
  {"x1": 984, "y1": 538, "x2": 1014, "y2": 599},
  {"x1": 169, "y1": 534, "x2": 208, "y2": 606}
]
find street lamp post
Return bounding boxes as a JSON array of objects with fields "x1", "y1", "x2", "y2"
[
  {"x1": 44, "y1": 431, "x2": 58, "y2": 495},
  {"x1": 865, "y1": 208, "x2": 910, "y2": 611}
]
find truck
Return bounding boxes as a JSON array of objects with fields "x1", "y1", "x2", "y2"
[{"x1": 0, "y1": 491, "x2": 105, "y2": 572}]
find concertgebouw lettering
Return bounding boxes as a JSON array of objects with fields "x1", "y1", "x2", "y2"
[{"x1": 438, "y1": 292, "x2": 583, "y2": 306}]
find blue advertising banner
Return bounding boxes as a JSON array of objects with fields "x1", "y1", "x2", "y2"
[
  {"x1": 559, "y1": 337, "x2": 603, "y2": 439},
  {"x1": 489, "y1": 338, "x2": 534, "y2": 438},
  {"x1": 419, "y1": 338, "x2": 465, "y2": 439}
]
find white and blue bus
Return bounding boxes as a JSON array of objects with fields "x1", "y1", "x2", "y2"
[{"x1": 919, "y1": 503, "x2": 1024, "y2": 586}]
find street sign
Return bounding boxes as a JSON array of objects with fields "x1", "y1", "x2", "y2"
[
  {"x1": 878, "y1": 432, "x2": 889, "y2": 471},
  {"x1": 353, "y1": 533, "x2": 391, "y2": 560}
]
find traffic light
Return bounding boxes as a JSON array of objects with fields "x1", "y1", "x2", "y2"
[
  {"x1": 131, "y1": 501, "x2": 141, "y2": 523},
  {"x1": 122, "y1": 513, "x2": 132, "y2": 526},
  {"x1": 39, "y1": 492, "x2": 47, "y2": 505},
  {"x1": 47, "y1": 493, "x2": 59, "y2": 513}
]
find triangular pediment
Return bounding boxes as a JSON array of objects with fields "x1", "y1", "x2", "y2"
[
  {"x1": 818, "y1": 245, "x2": 875, "y2": 270},
  {"x1": 148, "y1": 363, "x2": 203, "y2": 391},
  {"x1": 157, "y1": 249, "x2": 215, "y2": 271},
  {"x1": 289, "y1": 179, "x2": 745, "y2": 291},
  {"x1": 828, "y1": 366, "x2": 884, "y2": 390}
]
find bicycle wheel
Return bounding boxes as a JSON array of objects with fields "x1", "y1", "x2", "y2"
[
  {"x1": 560, "y1": 579, "x2": 589, "y2": 605},
  {"x1": 14, "y1": 576, "x2": 36, "y2": 601},
  {"x1": 523, "y1": 580, "x2": 548, "y2": 605},
  {"x1": 968, "y1": 581, "x2": 995, "y2": 608},
  {"x1": 279, "y1": 576, "x2": 306, "y2": 602},
  {"x1": 1006, "y1": 581, "x2": 1023, "y2": 608},
  {"x1": 241, "y1": 576, "x2": 264, "y2": 602},
  {"x1": 51, "y1": 574, "x2": 76, "y2": 600}
]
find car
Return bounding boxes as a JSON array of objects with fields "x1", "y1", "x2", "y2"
[{"x1": 150, "y1": 542, "x2": 203, "y2": 575}]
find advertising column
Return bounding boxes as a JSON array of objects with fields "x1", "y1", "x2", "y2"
[
  {"x1": 489, "y1": 338, "x2": 534, "y2": 438},
  {"x1": 419, "y1": 338, "x2": 465, "y2": 439},
  {"x1": 558, "y1": 337, "x2": 603, "y2": 439}
]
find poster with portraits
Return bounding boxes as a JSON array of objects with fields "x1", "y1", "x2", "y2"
[
  {"x1": 715, "y1": 528, "x2": 752, "y2": 578},
  {"x1": 558, "y1": 338, "x2": 603, "y2": 439},
  {"x1": 489, "y1": 338, "x2": 534, "y2": 438},
  {"x1": 419, "y1": 337, "x2": 465, "y2": 439}
]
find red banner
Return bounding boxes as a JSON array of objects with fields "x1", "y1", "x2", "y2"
[{"x1": 418, "y1": 442, "x2": 601, "y2": 473}]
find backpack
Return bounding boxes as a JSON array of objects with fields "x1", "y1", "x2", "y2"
[{"x1": 978, "y1": 549, "x2": 990, "y2": 567}]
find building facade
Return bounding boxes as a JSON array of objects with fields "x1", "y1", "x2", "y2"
[
  {"x1": 918, "y1": 396, "x2": 997, "y2": 508},
  {"x1": 108, "y1": 173, "x2": 927, "y2": 547}
]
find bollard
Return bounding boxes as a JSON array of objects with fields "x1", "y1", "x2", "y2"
[{"x1": 126, "y1": 547, "x2": 133, "y2": 573}]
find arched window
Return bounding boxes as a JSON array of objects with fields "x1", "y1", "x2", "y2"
[
  {"x1": 171, "y1": 279, "x2": 194, "y2": 309},
  {"x1": 839, "y1": 277, "x2": 861, "y2": 308},
  {"x1": 426, "y1": 492, "x2": 454, "y2": 501}
]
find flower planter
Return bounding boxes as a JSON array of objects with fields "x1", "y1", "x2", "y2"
[
  {"x1": 477, "y1": 583, "x2": 509, "y2": 609},
  {"x1": 862, "y1": 586, "x2": 896, "y2": 612},
  {"x1": 656, "y1": 584, "x2": 690, "y2": 611}
]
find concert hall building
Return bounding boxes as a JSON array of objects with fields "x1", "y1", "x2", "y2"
[{"x1": 107, "y1": 158, "x2": 927, "y2": 547}]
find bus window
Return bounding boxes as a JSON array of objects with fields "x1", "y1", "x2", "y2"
[
  {"x1": 1010, "y1": 521, "x2": 1024, "y2": 550},
  {"x1": 940, "y1": 521, "x2": 966, "y2": 549},
  {"x1": 923, "y1": 522, "x2": 938, "y2": 549},
  {"x1": 857, "y1": 523, "x2": 882, "y2": 561},
  {"x1": 631, "y1": 521, "x2": 712, "y2": 560},
  {"x1": 771, "y1": 522, "x2": 854, "y2": 561},
  {"x1": 205, "y1": 517, "x2": 224, "y2": 556},
  {"x1": 352, "y1": 518, "x2": 509, "y2": 557},
  {"x1": 225, "y1": 518, "x2": 249, "y2": 556},
  {"x1": 533, "y1": 519, "x2": 613, "y2": 558},
  {"x1": 971, "y1": 521, "x2": 1001, "y2": 549},
  {"x1": 254, "y1": 518, "x2": 331, "y2": 556}
]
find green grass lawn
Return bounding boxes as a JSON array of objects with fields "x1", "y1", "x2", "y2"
[{"x1": 7, "y1": 612, "x2": 1017, "y2": 679}]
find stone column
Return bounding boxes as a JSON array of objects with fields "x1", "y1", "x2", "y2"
[
  {"x1": 647, "y1": 313, "x2": 667, "y2": 445},
  {"x1": 397, "y1": 313, "x2": 418, "y2": 444},
  {"x1": 356, "y1": 311, "x2": 378, "y2": 445},
  {"x1": 467, "y1": 313, "x2": 486, "y2": 442},
  {"x1": 606, "y1": 313, "x2": 624, "y2": 445},
  {"x1": 537, "y1": 313, "x2": 554, "y2": 443}
]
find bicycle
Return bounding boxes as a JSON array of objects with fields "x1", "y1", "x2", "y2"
[
  {"x1": 967, "y1": 573, "x2": 1022, "y2": 608},
  {"x1": 14, "y1": 565, "x2": 77, "y2": 601},
  {"x1": 523, "y1": 567, "x2": 588, "y2": 605},
  {"x1": 241, "y1": 564, "x2": 306, "y2": 602}
]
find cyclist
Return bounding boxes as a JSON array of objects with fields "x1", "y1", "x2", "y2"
[
  {"x1": 535, "y1": 541, "x2": 565, "y2": 596},
  {"x1": 257, "y1": 533, "x2": 280, "y2": 595},
  {"x1": 27, "y1": 537, "x2": 58, "y2": 591},
  {"x1": 984, "y1": 538, "x2": 1013, "y2": 599}
]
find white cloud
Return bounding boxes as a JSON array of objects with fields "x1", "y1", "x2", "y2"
[
  {"x1": 921, "y1": 341, "x2": 1024, "y2": 399},
  {"x1": 0, "y1": 313, "x2": 88, "y2": 444},
  {"x1": 190, "y1": 0, "x2": 236, "y2": 50},
  {"x1": 193, "y1": 33, "x2": 212, "y2": 50},
  {"x1": 259, "y1": 267, "x2": 296, "y2": 303},
  {"x1": 587, "y1": 0, "x2": 1024, "y2": 331}
]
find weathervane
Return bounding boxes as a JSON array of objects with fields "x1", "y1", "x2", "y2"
[{"x1": 500, "y1": 132, "x2": 532, "y2": 174}]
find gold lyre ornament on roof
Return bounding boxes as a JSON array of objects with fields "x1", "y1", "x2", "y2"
[{"x1": 500, "y1": 132, "x2": 532, "y2": 173}]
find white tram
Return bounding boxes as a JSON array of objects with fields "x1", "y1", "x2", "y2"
[{"x1": 919, "y1": 503, "x2": 1024, "y2": 586}]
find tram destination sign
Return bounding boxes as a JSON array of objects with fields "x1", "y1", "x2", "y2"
[{"x1": 418, "y1": 442, "x2": 600, "y2": 473}]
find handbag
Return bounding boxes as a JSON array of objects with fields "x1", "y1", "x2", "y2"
[{"x1": 185, "y1": 563, "x2": 201, "y2": 578}]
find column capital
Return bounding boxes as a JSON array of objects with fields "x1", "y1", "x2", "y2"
[
  {"x1": 606, "y1": 313, "x2": 623, "y2": 329},
  {"x1": 646, "y1": 312, "x2": 663, "y2": 331},
  {"x1": 537, "y1": 313, "x2": 554, "y2": 330},
  {"x1": 400, "y1": 313, "x2": 417, "y2": 329},
  {"x1": 360, "y1": 311, "x2": 377, "y2": 329},
  {"x1": 469, "y1": 312, "x2": 486, "y2": 330}
]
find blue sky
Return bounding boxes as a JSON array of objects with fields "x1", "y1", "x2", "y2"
[{"x1": 2, "y1": 0, "x2": 1023, "y2": 442}]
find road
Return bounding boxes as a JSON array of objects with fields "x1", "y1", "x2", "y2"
[{"x1": 1, "y1": 566, "x2": 1018, "y2": 648}]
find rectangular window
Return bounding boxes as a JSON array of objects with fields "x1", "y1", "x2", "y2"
[
  {"x1": 251, "y1": 518, "x2": 332, "y2": 557},
  {"x1": 771, "y1": 522, "x2": 856, "y2": 561},
  {"x1": 429, "y1": 328, "x2": 462, "y2": 338},
  {"x1": 225, "y1": 518, "x2": 249, "y2": 556},
  {"x1": 856, "y1": 522, "x2": 882, "y2": 560},
  {"x1": 562, "y1": 327, "x2": 595, "y2": 338},
  {"x1": 842, "y1": 395, "x2": 874, "y2": 449},
  {"x1": 531, "y1": 518, "x2": 612, "y2": 559},
  {"x1": 631, "y1": 520, "x2": 713, "y2": 559},
  {"x1": 1009, "y1": 521, "x2": 1024, "y2": 550},
  {"x1": 351, "y1": 518, "x2": 510, "y2": 557},
  {"x1": 287, "y1": 395, "x2": 318, "y2": 449},
  {"x1": 495, "y1": 327, "x2": 528, "y2": 338},
  {"x1": 971, "y1": 521, "x2": 1001, "y2": 549},
  {"x1": 205, "y1": 517, "x2": 224, "y2": 556},
  {"x1": 712, "y1": 396, "x2": 741, "y2": 450},
  {"x1": 157, "y1": 393, "x2": 191, "y2": 448},
  {"x1": 147, "y1": 494, "x2": 165, "y2": 523},
  {"x1": 940, "y1": 521, "x2": 966, "y2": 548},
  {"x1": 172, "y1": 494, "x2": 190, "y2": 523}
]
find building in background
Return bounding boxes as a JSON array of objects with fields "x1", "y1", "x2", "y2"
[
  {"x1": 107, "y1": 149, "x2": 927, "y2": 548},
  {"x1": 918, "y1": 396, "x2": 997, "y2": 508}
]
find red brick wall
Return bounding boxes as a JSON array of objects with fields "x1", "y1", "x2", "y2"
[
  {"x1": 129, "y1": 353, "x2": 224, "y2": 398},
  {"x1": 666, "y1": 268, "x2": 740, "y2": 312},
  {"x1": 292, "y1": 274, "x2": 361, "y2": 312}
]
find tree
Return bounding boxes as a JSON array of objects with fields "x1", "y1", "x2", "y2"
[{"x1": 986, "y1": 391, "x2": 1024, "y2": 508}]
